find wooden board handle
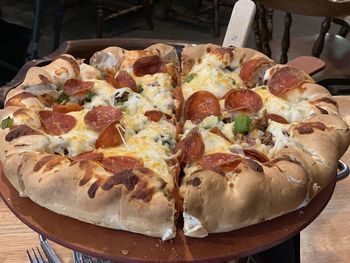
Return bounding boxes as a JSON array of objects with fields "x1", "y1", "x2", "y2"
[{"x1": 287, "y1": 56, "x2": 326, "y2": 76}]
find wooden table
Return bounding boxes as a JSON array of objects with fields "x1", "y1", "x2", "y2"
[{"x1": 0, "y1": 96, "x2": 350, "y2": 263}]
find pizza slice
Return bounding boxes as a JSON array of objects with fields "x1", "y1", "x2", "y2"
[
  {"x1": 178, "y1": 44, "x2": 350, "y2": 237},
  {"x1": 0, "y1": 44, "x2": 182, "y2": 240}
]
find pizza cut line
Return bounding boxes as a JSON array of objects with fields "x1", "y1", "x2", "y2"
[{"x1": 0, "y1": 43, "x2": 349, "y2": 240}]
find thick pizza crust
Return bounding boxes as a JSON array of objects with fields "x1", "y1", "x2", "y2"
[
  {"x1": 146, "y1": 43, "x2": 180, "y2": 67},
  {"x1": 181, "y1": 43, "x2": 271, "y2": 76},
  {"x1": 180, "y1": 44, "x2": 350, "y2": 237},
  {"x1": 181, "y1": 158, "x2": 309, "y2": 237},
  {"x1": 17, "y1": 152, "x2": 176, "y2": 240},
  {"x1": 90, "y1": 43, "x2": 179, "y2": 76},
  {"x1": 181, "y1": 113, "x2": 350, "y2": 237},
  {"x1": 42, "y1": 54, "x2": 80, "y2": 87},
  {"x1": 0, "y1": 44, "x2": 180, "y2": 240}
]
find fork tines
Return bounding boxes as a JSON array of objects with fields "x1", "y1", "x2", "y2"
[{"x1": 26, "y1": 247, "x2": 46, "y2": 263}]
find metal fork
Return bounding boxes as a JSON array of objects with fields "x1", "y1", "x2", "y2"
[{"x1": 26, "y1": 246, "x2": 47, "y2": 263}]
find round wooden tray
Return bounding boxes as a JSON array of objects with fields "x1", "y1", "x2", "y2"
[{"x1": 0, "y1": 167, "x2": 336, "y2": 262}]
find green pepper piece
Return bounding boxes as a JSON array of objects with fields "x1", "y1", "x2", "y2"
[
  {"x1": 57, "y1": 93, "x2": 69, "y2": 104},
  {"x1": 85, "y1": 91, "x2": 95, "y2": 102},
  {"x1": 137, "y1": 85, "x2": 144, "y2": 93},
  {"x1": 185, "y1": 73, "x2": 197, "y2": 83},
  {"x1": 234, "y1": 115, "x2": 252, "y2": 134},
  {"x1": 1, "y1": 116, "x2": 13, "y2": 130}
]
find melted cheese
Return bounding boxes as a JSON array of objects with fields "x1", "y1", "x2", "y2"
[
  {"x1": 253, "y1": 86, "x2": 315, "y2": 123},
  {"x1": 182, "y1": 54, "x2": 242, "y2": 100},
  {"x1": 99, "y1": 117, "x2": 176, "y2": 186},
  {"x1": 266, "y1": 122, "x2": 296, "y2": 158},
  {"x1": 84, "y1": 79, "x2": 117, "y2": 108},
  {"x1": 136, "y1": 73, "x2": 175, "y2": 115},
  {"x1": 79, "y1": 63, "x2": 102, "y2": 80},
  {"x1": 115, "y1": 88, "x2": 154, "y2": 115},
  {"x1": 202, "y1": 130, "x2": 232, "y2": 155},
  {"x1": 48, "y1": 110, "x2": 98, "y2": 157},
  {"x1": 101, "y1": 141, "x2": 173, "y2": 188},
  {"x1": 221, "y1": 122, "x2": 235, "y2": 141}
]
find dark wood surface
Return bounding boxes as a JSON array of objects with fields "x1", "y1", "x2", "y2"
[{"x1": 0, "y1": 164, "x2": 336, "y2": 262}]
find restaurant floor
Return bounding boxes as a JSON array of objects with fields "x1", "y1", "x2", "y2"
[{"x1": 1, "y1": 1, "x2": 350, "y2": 263}]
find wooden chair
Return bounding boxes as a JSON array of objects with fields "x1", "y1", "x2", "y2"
[
  {"x1": 161, "y1": 0, "x2": 236, "y2": 37},
  {"x1": 31, "y1": 0, "x2": 86, "y2": 58},
  {"x1": 95, "y1": 0, "x2": 154, "y2": 38},
  {"x1": 252, "y1": 0, "x2": 350, "y2": 89}
]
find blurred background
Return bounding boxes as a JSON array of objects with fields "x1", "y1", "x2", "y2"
[{"x1": 0, "y1": 0, "x2": 349, "y2": 88}]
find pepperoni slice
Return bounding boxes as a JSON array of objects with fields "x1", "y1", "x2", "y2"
[
  {"x1": 84, "y1": 106, "x2": 123, "y2": 132},
  {"x1": 63, "y1": 79, "x2": 94, "y2": 96},
  {"x1": 210, "y1": 127, "x2": 231, "y2": 142},
  {"x1": 175, "y1": 127, "x2": 205, "y2": 163},
  {"x1": 99, "y1": 156, "x2": 143, "y2": 174},
  {"x1": 105, "y1": 74, "x2": 118, "y2": 88},
  {"x1": 5, "y1": 92, "x2": 37, "y2": 107},
  {"x1": 133, "y1": 55, "x2": 166, "y2": 77},
  {"x1": 70, "y1": 151, "x2": 104, "y2": 162},
  {"x1": 198, "y1": 153, "x2": 242, "y2": 172},
  {"x1": 95, "y1": 121, "x2": 125, "y2": 148},
  {"x1": 267, "y1": 66, "x2": 305, "y2": 97},
  {"x1": 225, "y1": 89, "x2": 263, "y2": 113},
  {"x1": 174, "y1": 85, "x2": 184, "y2": 122},
  {"x1": 5, "y1": 125, "x2": 42, "y2": 142},
  {"x1": 240, "y1": 57, "x2": 271, "y2": 87},
  {"x1": 295, "y1": 122, "x2": 326, "y2": 134},
  {"x1": 53, "y1": 103, "x2": 83, "y2": 113},
  {"x1": 184, "y1": 91, "x2": 220, "y2": 124},
  {"x1": 144, "y1": 110, "x2": 172, "y2": 122},
  {"x1": 39, "y1": 110, "x2": 76, "y2": 135},
  {"x1": 106, "y1": 71, "x2": 137, "y2": 92},
  {"x1": 265, "y1": 113, "x2": 289, "y2": 124},
  {"x1": 243, "y1": 149, "x2": 269, "y2": 163}
]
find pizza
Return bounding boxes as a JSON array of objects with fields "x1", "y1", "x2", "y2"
[{"x1": 0, "y1": 43, "x2": 349, "y2": 240}]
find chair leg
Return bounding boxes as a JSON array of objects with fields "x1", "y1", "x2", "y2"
[
  {"x1": 213, "y1": 0, "x2": 220, "y2": 37},
  {"x1": 53, "y1": 0, "x2": 64, "y2": 51},
  {"x1": 266, "y1": 8, "x2": 273, "y2": 40},
  {"x1": 312, "y1": 17, "x2": 331, "y2": 57},
  {"x1": 32, "y1": 0, "x2": 43, "y2": 59},
  {"x1": 280, "y1": 12, "x2": 292, "y2": 64},
  {"x1": 161, "y1": 0, "x2": 173, "y2": 21},
  {"x1": 252, "y1": 11, "x2": 263, "y2": 52},
  {"x1": 144, "y1": 0, "x2": 154, "y2": 30},
  {"x1": 96, "y1": 4, "x2": 104, "y2": 38},
  {"x1": 257, "y1": 4, "x2": 271, "y2": 58}
]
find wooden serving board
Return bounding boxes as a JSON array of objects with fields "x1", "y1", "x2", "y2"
[
  {"x1": 0, "y1": 38, "x2": 341, "y2": 262},
  {"x1": 0, "y1": 163, "x2": 336, "y2": 262}
]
